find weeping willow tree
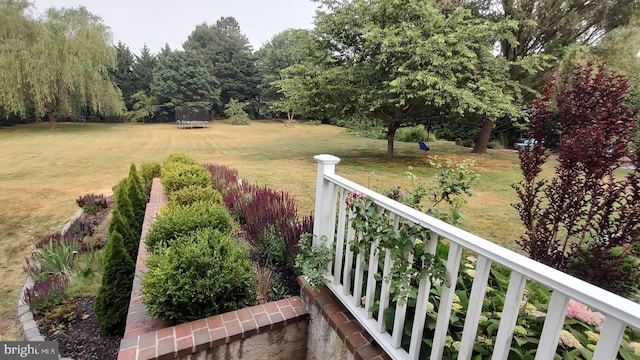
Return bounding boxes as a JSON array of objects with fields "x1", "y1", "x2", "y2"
[{"x1": 0, "y1": 0, "x2": 124, "y2": 127}]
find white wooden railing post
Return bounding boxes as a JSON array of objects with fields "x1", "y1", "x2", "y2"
[{"x1": 313, "y1": 154, "x2": 341, "y2": 247}]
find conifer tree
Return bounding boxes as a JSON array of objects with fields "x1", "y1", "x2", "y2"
[{"x1": 95, "y1": 231, "x2": 135, "y2": 335}]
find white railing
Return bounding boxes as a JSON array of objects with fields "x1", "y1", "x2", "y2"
[{"x1": 311, "y1": 154, "x2": 640, "y2": 360}]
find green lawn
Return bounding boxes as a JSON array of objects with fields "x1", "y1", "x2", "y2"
[{"x1": 0, "y1": 120, "x2": 527, "y2": 339}]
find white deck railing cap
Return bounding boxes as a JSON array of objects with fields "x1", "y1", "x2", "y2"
[{"x1": 314, "y1": 154, "x2": 342, "y2": 164}]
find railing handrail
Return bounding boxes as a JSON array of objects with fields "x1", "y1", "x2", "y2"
[{"x1": 324, "y1": 171, "x2": 640, "y2": 329}]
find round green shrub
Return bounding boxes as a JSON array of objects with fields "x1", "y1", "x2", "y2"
[
  {"x1": 145, "y1": 201, "x2": 233, "y2": 252},
  {"x1": 164, "y1": 153, "x2": 198, "y2": 167},
  {"x1": 142, "y1": 229, "x2": 256, "y2": 323},
  {"x1": 169, "y1": 185, "x2": 223, "y2": 208},
  {"x1": 395, "y1": 125, "x2": 428, "y2": 142},
  {"x1": 161, "y1": 163, "x2": 212, "y2": 194},
  {"x1": 139, "y1": 161, "x2": 162, "y2": 197}
]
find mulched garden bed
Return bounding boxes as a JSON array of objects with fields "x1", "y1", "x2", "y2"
[
  {"x1": 36, "y1": 297, "x2": 120, "y2": 360},
  {"x1": 33, "y1": 195, "x2": 118, "y2": 360}
]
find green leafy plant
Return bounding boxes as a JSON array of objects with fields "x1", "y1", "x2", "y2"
[
  {"x1": 145, "y1": 201, "x2": 233, "y2": 252},
  {"x1": 164, "y1": 152, "x2": 199, "y2": 167},
  {"x1": 94, "y1": 231, "x2": 135, "y2": 335},
  {"x1": 225, "y1": 99, "x2": 251, "y2": 125},
  {"x1": 161, "y1": 162, "x2": 212, "y2": 195},
  {"x1": 26, "y1": 240, "x2": 77, "y2": 279},
  {"x1": 142, "y1": 229, "x2": 256, "y2": 323},
  {"x1": 295, "y1": 233, "x2": 332, "y2": 290},
  {"x1": 139, "y1": 161, "x2": 162, "y2": 197},
  {"x1": 168, "y1": 185, "x2": 223, "y2": 208},
  {"x1": 395, "y1": 125, "x2": 428, "y2": 142}
]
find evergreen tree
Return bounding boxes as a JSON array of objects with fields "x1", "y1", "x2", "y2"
[
  {"x1": 151, "y1": 50, "x2": 220, "y2": 111},
  {"x1": 184, "y1": 17, "x2": 259, "y2": 107},
  {"x1": 128, "y1": 164, "x2": 146, "y2": 227},
  {"x1": 95, "y1": 231, "x2": 135, "y2": 335},
  {"x1": 115, "y1": 178, "x2": 139, "y2": 234},
  {"x1": 111, "y1": 41, "x2": 136, "y2": 110},
  {"x1": 108, "y1": 207, "x2": 137, "y2": 261},
  {"x1": 132, "y1": 44, "x2": 157, "y2": 95}
]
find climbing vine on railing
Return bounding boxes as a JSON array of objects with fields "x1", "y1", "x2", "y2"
[
  {"x1": 295, "y1": 233, "x2": 332, "y2": 290},
  {"x1": 347, "y1": 157, "x2": 480, "y2": 304}
]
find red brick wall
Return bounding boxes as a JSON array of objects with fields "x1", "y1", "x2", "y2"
[{"x1": 117, "y1": 179, "x2": 309, "y2": 360}]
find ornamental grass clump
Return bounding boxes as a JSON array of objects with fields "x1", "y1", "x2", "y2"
[
  {"x1": 513, "y1": 63, "x2": 640, "y2": 296},
  {"x1": 142, "y1": 229, "x2": 256, "y2": 323}
]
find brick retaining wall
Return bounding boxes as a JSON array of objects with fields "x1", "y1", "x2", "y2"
[{"x1": 118, "y1": 178, "x2": 309, "y2": 360}]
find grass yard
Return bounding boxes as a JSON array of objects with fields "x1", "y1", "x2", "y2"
[{"x1": 0, "y1": 120, "x2": 528, "y2": 340}]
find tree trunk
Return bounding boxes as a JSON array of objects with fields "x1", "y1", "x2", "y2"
[
  {"x1": 48, "y1": 110, "x2": 57, "y2": 129},
  {"x1": 472, "y1": 119, "x2": 493, "y2": 154},
  {"x1": 386, "y1": 122, "x2": 400, "y2": 159}
]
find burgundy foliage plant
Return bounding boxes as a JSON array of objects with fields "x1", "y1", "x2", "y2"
[
  {"x1": 23, "y1": 275, "x2": 70, "y2": 309},
  {"x1": 513, "y1": 63, "x2": 640, "y2": 296}
]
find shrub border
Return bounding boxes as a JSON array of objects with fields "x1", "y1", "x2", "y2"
[{"x1": 117, "y1": 178, "x2": 309, "y2": 360}]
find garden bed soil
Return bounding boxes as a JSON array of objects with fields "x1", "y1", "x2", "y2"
[{"x1": 36, "y1": 297, "x2": 120, "y2": 360}]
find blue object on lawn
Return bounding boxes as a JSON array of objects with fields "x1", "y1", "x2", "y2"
[{"x1": 419, "y1": 141, "x2": 430, "y2": 151}]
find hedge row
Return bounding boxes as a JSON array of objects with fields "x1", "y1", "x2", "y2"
[{"x1": 142, "y1": 153, "x2": 256, "y2": 323}]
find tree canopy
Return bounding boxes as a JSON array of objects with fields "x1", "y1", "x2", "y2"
[
  {"x1": 0, "y1": 1, "x2": 124, "y2": 125},
  {"x1": 303, "y1": 0, "x2": 523, "y2": 157},
  {"x1": 151, "y1": 50, "x2": 220, "y2": 110},
  {"x1": 184, "y1": 17, "x2": 259, "y2": 106}
]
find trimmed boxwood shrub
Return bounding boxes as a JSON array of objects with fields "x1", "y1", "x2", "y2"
[
  {"x1": 95, "y1": 231, "x2": 135, "y2": 335},
  {"x1": 139, "y1": 161, "x2": 162, "y2": 197},
  {"x1": 164, "y1": 152, "x2": 198, "y2": 167},
  {"x1": 161, "y1": 163, "x2": 212, "y2": 195},
  {"x1": 145, "y1": 201, "x2": 233, "y2": 252},
  {"x1": 168, "y1": 185, "x2": 223, "y2": 208},
  {"x1": 142, "y1": 229, "x2": 256, "y2": 323},
  {"x1": 395, "y1": 125, "x2": 428, "y2": 142}
]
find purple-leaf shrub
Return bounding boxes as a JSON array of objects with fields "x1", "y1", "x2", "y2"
[
  {"x1": 23, "y1": 275, "x2": 69, "y2": 309},
  {"x1": 513, "y1": 63, "x2": 640, "y2": 296},
  {"x1": 202, "y1": 163, "x2": 239, "y2": 196}
]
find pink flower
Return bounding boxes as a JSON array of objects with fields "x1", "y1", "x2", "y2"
[
  {"x1": 566, "y1": 300, "x2": 605, "y2": 330},
  {"x1": 345, "y1": 192, "x2": 366, "y2": 207}
]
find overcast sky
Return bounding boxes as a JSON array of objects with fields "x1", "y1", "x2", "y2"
[{"x1": 32, "y1": 0, "x2": 318, "y2": 54}]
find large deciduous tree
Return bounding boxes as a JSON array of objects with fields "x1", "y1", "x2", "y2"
[
  {"x1": 0, "y1": 1, "x2": 124, "y2": 127},
  {"x1": 184, "y1": 17, "x2": 259, "y2": 106},
  {"x1": 312, "y1": 0, "x2": 522, "y2": 157},
  {"x1": 151, "y1": 50, "x2": 220, "y2": 111},
  {"x1": 256, "y1": 29, "x2": 326, "y2": 115}
]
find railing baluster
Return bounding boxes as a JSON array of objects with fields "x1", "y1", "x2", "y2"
[
  {"x1": 458, "y1": 255, "x2": 493, "y2": 360},
  {"x1": 392, "y1": 251, "x2": 414, "y2": 349},
  {"x1": 592, "y1": 317, "x2": 626, "y2": 360},
  {"x1": 343, "y1": 209, "x2": 356, "y2": 296},
  {"x1": 534, "y1": 291, "x2": 569, "y2": 360},
  {"x1": 491, "y1": 272, "x2": 527, "y2": 360},
  {"x1": 325, "y1": 183, "x2": 338, "y2": 275},
  {"x1": 377, "y1": 214, "x2": 400, "y2": 332},
  {"x1": 333, "y1": 189, "x2": 348, "y2": 285},
  {"x1": 430, "y1": 242, "x2": 462, "y2": 360},
  {"x1": 365, "y1": 228, "x2": 381, "y2": 318},
  {"x1": 353, "y1": 238, "x2": 366, "y2": 307},
  {"x1": 408, "y1": 231, "x2": 439, "y2": 360}
]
